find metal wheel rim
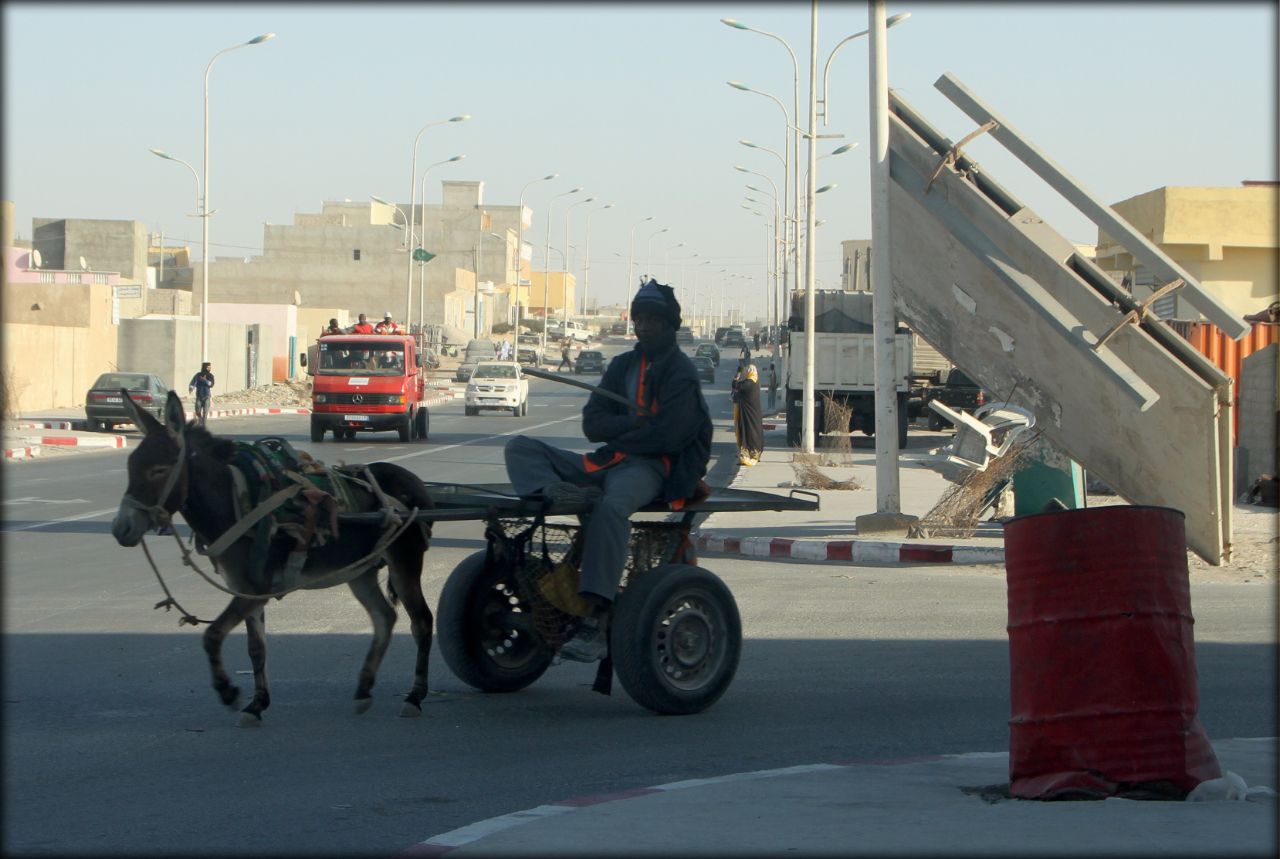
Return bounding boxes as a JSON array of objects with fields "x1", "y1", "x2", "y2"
[
  {"x1": 477, "y1": 579, "x2": 542, "y2": 671},
  {"x1": 648, "y1": 589, "x2": 727, "y2": 692}
]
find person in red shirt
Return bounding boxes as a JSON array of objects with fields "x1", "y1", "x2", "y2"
[
  {"x1": 351, "y1": 313, "x2": 374, "y2": 334},
  {"x1": 375, "y1": 312, "x2": 400, "y2": 334}
]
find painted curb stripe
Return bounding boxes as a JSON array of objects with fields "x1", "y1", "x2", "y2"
[{"x1": 694, "y1": 532, "x2": 1003, "y2": 565}]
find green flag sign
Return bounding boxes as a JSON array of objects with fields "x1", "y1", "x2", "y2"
[{"x1": 413, "y1": 248, "x2": 436, "y2": 263}]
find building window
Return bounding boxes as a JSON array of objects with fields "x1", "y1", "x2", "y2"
[{"x1": 353, "y1": 249, "x2": 361, "y2": 261}]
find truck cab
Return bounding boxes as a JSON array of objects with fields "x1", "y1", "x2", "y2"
[{"x1": 303, "y1": 333, "x2": 429, "y2": 442}]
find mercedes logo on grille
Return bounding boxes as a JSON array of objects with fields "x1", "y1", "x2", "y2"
[{"x1": 351, "y1": 394, "x2": 364, "y2": 404}]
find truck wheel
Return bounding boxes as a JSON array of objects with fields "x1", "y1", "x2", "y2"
[
  {"x1": 437, "y1": 550, "x2": 553, "y2": 693},
  {"x1": 465, "y1": 406, "x2": 478, "y2": 417},
  {"x1": 927, "y1": 413, "x2": 945, "y2": 432},
  {"x1": 414, "y1": 407, "x2": 429, "y2": 440},
  {"x1": 310, "y1": 418, "x2": 324, "y2": 443},
  {"x1": 611, "y1": 564, "x2": 741, "y2": 715}
]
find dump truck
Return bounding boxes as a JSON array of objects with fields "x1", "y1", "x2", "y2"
[{"x1": 782, "y1": 291, "x2": 912, "y2": 448}]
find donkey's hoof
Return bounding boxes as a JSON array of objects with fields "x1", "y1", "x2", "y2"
[
  {"x1": 399, "y1": 701, "x2": 423, "y2": 718},
  {"x1": 237, "y1": 711, "x2": 263, "y2": 728},
  {"x1": 354, "y1": 696, "x2": 374, "y2": 715},
  {"x1": 220, "y1": 686, "x2": 242, "y2": 711}
]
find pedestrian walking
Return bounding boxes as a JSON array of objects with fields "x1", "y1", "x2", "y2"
[
  {"x1": 734, "y1": 363, "x2": 764, "y2": 466},
  {"x1": 767, "y1": 362, "x2": 779, "y2": 413},
  {"x1": 557, "y1": 339, "x2": 573, "y2": 372},
  {"x1": 187, "y1": 362, "x2": 215, "y2": 427}
]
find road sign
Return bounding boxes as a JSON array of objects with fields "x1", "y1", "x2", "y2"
[{"x1": 413, "y1": 248, "x2": 436, "y2": 262}]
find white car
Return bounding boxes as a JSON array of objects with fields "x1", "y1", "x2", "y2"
[
  {"x1": 464, "y1": 361, "x2": 529, "y2": 417},
  {"x1": 548, "y1": 320, "x2": 592, "y2": 343}
]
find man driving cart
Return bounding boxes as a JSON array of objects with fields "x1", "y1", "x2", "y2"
[{"x1": 504, "y1": 278, "x2": 713, "y2": 662}]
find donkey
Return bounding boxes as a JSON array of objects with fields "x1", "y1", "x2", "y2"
[{"x1": 111, "y1": 390, "x2": 435, "y2": 726}]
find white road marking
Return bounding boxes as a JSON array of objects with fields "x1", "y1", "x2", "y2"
[
  {"x1": 7, "y1": 507, "x2": 118, "y2": 531},
  {"x1": 1, "y1": 496, "x2": 91, "y2": 506},
  {"x1": 379, "y1": 417, "x2": 577, "y2": 463}
]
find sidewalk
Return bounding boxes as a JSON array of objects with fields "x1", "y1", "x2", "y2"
[
  {"x1": 404, "y1": 737, "x2": 1276, "y2": 857},
  {"x1": 696, "y1": 421, "x2": 1008, "y2": 566}
]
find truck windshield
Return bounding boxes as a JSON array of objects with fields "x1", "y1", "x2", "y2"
[{"x1": 317, "y1": 341, "x2": 405, "y2": 375}]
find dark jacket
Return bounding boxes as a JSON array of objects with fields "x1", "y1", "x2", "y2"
[
  {"x1": 188, "y1": 370, "x2": 215, "y2": 398},
  {"x1": 582, "y1": 341, "x2": 712, "y2": 505}
]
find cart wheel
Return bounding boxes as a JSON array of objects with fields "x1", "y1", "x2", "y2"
[
  {"x1": 610, "y1": 564, "x2": 741, "y2": 715},
  {"x1": 438, "y1": 550, "x2": 553, "y2": 693}
]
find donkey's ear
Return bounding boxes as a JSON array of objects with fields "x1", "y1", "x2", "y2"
[
  {"x1": 122, "y1": 388, "x2": 164, "y2": 435},
  {"x1": 164, "y1": 390, "x2": 187, "y2": 433}
]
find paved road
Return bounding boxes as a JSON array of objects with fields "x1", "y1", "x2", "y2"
[{"x1": 4, "y1": 341, "x2": 1274, "y2": 856}]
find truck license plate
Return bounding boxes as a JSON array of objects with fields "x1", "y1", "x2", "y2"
[{"x1": 343, "y1": 415, "x2": 369, "y2": 422}]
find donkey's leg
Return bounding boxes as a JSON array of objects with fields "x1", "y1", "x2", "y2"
[
  {"x1": 237, "y1": 601, "x2": 271, "y2": 727},
  {"x1": 348, "y1": 568, "x2": 397, "y2": 714},
  {"x1": 387, "y1": 546, "x2": 433, "y2": 717},
  {"x1": 203, "y1": 596, "x2": 257, "y2": 711}
]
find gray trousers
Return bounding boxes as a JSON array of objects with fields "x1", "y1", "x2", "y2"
[{"x1": 504, "y1": 435, "x2": 666, "y2": 602}]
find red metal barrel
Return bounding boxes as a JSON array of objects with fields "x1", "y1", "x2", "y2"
[{"x1": 1004, "y1": 505, "x2": 1221, "y2": 799}]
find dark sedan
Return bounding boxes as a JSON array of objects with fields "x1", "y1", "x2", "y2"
[
  {"x1": 695, "y1": 342, "x2": 721, "y2": 367},
  {"x1": 692, "y1": 356, "x2": 716, "y2": 384},
  {"x1": 85, "y1": 372, "x2": 170, "y2": 431},
  {"x1": 574, "y1": 350, "x2": 606, "y2": 375}
]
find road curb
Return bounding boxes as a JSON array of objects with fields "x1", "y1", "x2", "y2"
[
  {"x1": 693, "y1": 532, "x2": 1004, "y2": 565},
  {"x1": 2, "y1": 445, "x2": 41, "y2": 460}
]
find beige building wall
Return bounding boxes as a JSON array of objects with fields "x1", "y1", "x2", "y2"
[
  {"x1": 527, "y1": 271, "x2": 577, "y2": 319},
  {"x1": 1, "y1": 282, "x2": 118, "y2": 413},
  {"x1": 1096, "y1": 184, "x2": 1279, "y2": 320}
]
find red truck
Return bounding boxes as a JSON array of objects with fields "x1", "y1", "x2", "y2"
[{"x1": 303, "y1": 333, "x2": 430, "y2": 442}]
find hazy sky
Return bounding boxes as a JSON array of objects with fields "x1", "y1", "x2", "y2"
[{"x1": 4, "y1": 2, "x2": 1275, "y2": 316}]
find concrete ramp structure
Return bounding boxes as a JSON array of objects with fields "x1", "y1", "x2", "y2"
[{"x1": 886, "y1": 73, "x2": 1244, "y2": 564}]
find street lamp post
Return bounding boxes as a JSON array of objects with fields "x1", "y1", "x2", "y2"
[
  {"x1": 416, "y1": 155, "x2": 465, "y2": 333},
  {"x1": 582, "y1": 202, "x2": 614, "y2": 315},
  {"x1": 663, "y1": 241, "x2": 685, "y2": 283},
  {"x1": 562, "y1": 196, "x2": 595, "y2": 325},
  {"x1": 644, "y1": 227, "x2": 668, "y2": 278},
  {"x1": 820, "y1": 12, "x2": 910, "y2": 126},
  {"x1": 626, "y1": 215, "x2": 654, "y2": 332},
  {"x1": 516, "y1": 173, "x2": 558, "y2": 333},
  {"x1": 802, "y1": 0, "x2": 819, "y2": 453},
  {"x1": 404, "y1": 114, "x2": 470, "y2": 330},
  {"x1": 201, "y1": 31, "x2": 274, "y2": 364},
  {"x1": 542, "y1": 187, "x2": 581, "y2": 354},
  {"x1": 728, "y1": 81, "x2": 793, "y2": 307}
]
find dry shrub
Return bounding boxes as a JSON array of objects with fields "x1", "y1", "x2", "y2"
[
  {"x1": 909, "y1": 436, "x2": 1035, "y2": 539},
  {"x1": 792, "y1": 453, "x2": 863, "y2": 491},
  {"x1": 819, "y1": 392, "x2": 854, "y2": 462}
]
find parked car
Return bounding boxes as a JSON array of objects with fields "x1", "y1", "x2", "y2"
[
  {"x1": 464, "y1": 361, "x2": 529, "y2": 417},
  {"x1": 676, "y1": 327, "x2": 695, "y2": 345},
  {"x1": 574, "y1": 349, "x2": 606, "y2": 375},
  {"x1": 924, "y1": 368, "x2": 986, "y2": 430},
  {"x1": 85, "y1": 372, "x2": 170, "y2": 431},
  {"x1": 610, "y1": 321, "x2": 629, "y2": 335},
  {"x1": 721, "y1": 329, "x2": 746, "y2": 350},
  {"x1": 694, "y1": 342, "x2": 721, "y2": 367},
  {"x1": 692, "y1": 356, "x2": 716, "y2": 385},
  {"x1": 455, "y1": 338, "x2": 498, "y2": 382},
  {"x1": 547, "y1": 319, "x2": 592, "y2": 343}
]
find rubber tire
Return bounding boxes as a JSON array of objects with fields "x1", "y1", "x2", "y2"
[
  {"x1": 437, "y1": 550, "x2": 553, "y2": 693},
  {"x1": 310, "y1": 418, "x2": 324, "y2": 443},
  {"x1": 465, "y1": 406, "x2": 478, "y2": 417},
  {"x1": 398, "y1": 414, "x2": 411, "y2": 442},
  {"x1": 86, "y1": 418, "x2": 103, "y2": 432},
  {"x1": 511, "y1": 404, "x2": 520, "y2": 417},
  {"x1": 521, "y1": 400, "x2": 528, "y2": 417},
  {"x1": 927, "y1": 413, "x2": 947, "y2": 432},
  {"x1": 414, "y1": 407, "x2": 429, "y2": 440},
  {"x1": 610, "y1": 564, "x2": 742, "y2": 715},
  {"x1": 102, "y1": 422, "x2": 114, "y2": 432}
]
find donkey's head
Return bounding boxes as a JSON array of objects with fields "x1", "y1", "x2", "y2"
[{"x1": 111, "y1": 390, "x2": 197, "y2": 546}]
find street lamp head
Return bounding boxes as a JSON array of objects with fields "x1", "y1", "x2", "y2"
[
  {"x1": 543, "y1": 173, "x2": 558, "y2": 180},
  {"x1": 247, "y1": 32, "x2": 275, "y2": 45},
  {"x1": 887, "y1": 12, "x2": 911, "y2": 28},
  {"x1": 569, "y1": 187, "x2": 583, "y2": 193},
  {"x1": 448, "y1": 114, "x2": 472, "y2": 123},
  {"x1": 830, "y1": 142, "x2": 858, "y2": 155},
  {"x1": 601, "y1": 203, "x2": 615, "y2": 209},
  {"x1": 727, "y1": 81, "x2": 752, "y2": 92},
  {"x1": 370, "y1": 194, "x2": 391, "y2": 205},
  {"x1": 448, "y1": 154, "x2": 466, "y2": 162},
  {"x1": 816, "y1": 184, "x2": 837, "y2": 194},
  {"x1": 720, "y1": 18, "x2": 750, "y2": 29},
  {"x1": 149, "y1": 147, "x2": 175, "y2": 160},
  {"x1": 733, "y1": 165, "x2": 750, "y2": 174}
]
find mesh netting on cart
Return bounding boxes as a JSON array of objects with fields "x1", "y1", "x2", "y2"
[{"x1": 493, "y1": 518, "x2": 692, "y2": 648}]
